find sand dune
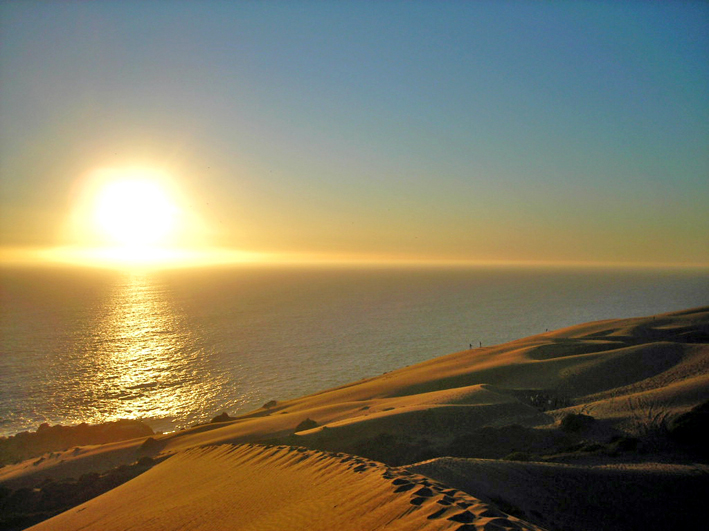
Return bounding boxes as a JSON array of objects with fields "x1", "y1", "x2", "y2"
[
  {"x1": 406, "y1": 458, "x2": 709, "y2": 531},
  {"x1": 29, "y1": 444, "x2": 544, "y2": 531},
  {"x1": 2, "y1": 306, "x2": 707, "y2": 530}
]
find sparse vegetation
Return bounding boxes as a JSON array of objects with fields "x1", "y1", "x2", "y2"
[
  {"x1": 512, "y1": 389, "x2": 571, "y2": 411},
  {"x1": 668, "y1": 400, "x2": 709, "y2": 443},
  {"x1": 607, "y1": 436, "x2": 639, "y2": 454},
  {"x1": 138, "y1": 436, "x2": 168, "y2": 456},
  {"x1": 560, "y1": 413, "x2": 596, "y2": 433},
  {"x1": 210, "y1": 412, "x2": 235, "y2": 423},
  {"x1": 0, "y1": 420, "x2": 153, "y2": 466},
  {"x1": 626, "y1": 396, "x2": 671, "y2": 439},
  {"x1": 294, "y1": 418, "x2": 319, "y2": 433},
  {"x1": 667, "y1": 400, "x2": 709, "y2": 457},
  {"x1": 0, "y1": 457, "x2": 162, "y2": 530}
]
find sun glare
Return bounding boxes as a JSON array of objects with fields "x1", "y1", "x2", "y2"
[
  {"x1": 94, "y1": 177, "x2": 177, "y2": 247},
  {"x1": 59, "y1": 167, "x2": 199, "y2": 266}
]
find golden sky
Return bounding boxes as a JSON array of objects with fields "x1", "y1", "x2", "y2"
[{"x1": 1, "y1": 2, "x2": 707, "y2": 267}]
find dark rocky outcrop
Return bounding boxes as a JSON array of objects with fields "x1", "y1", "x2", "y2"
[{"x1": 0, "y1": 420, "x2": 153, "y2": 466}]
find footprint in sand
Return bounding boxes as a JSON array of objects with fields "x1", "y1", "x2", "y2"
[
  {"x1": 437, "y1": 495, "x2": 457, "y2": 506},
  {"x1": 447, "y1": 510, "x2": 477, "y2": 524},
  {"x1": 427, "y1": 507, "x2": 454, "y2": 520},
  {"x1": 394, "y1": 483, "x2": 416, "y2": 493},
  {"x1": 413, "y1": 486, "x2": 434, "y2": 498}
]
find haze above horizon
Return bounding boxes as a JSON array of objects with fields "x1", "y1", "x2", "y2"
[{"x1": 1, "y1": 1, "x2": 707, "y2": 268}]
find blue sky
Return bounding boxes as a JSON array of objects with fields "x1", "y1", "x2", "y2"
[{"x1": 1, "y1": 1, "x2": 707, "y2": 265}]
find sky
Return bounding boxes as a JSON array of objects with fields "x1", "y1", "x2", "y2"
[{"x1": 1, "y1": 0, "x2": 708, "y2": 267}]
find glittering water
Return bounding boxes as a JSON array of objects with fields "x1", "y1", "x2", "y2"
[
  {"x1": 1, "y1": 264, "x2": 707, "y2": 436},
  {"x1": 73, "y1": 274, "x2": 229, "y2": 426}
]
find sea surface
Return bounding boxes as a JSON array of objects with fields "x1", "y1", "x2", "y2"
[{"x1": 1, "y1": 264, "x2": 707, "y2": 437}]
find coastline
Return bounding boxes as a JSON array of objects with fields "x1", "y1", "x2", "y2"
[
  {"x1": 1, "y1": 306, "x2": 708, "y2": 530},
  {"x1": 3, "y1": 264, "x2": 708, "y2": 439}
]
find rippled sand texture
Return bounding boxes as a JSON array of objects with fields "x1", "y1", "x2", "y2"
[{"x1": 29, "y1": 444, "x2": 543, "y2": 531}]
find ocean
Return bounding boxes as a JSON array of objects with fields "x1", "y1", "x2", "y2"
[{"x1": 1, "y1": 264, "x2": 707, "y2": 437}]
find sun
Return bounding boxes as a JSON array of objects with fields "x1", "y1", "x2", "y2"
[
  {"x1": 93, "y1": 177, "x2": 178, "y2": 247},
  {"x1": 59, "y1": 166, "x2": 235, "y2": 267}
]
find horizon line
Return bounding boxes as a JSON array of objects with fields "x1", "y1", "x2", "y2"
[{"x1": 0, "y1": 245, "x2": 708, "y2": 271}]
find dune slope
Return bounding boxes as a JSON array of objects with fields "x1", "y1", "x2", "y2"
[
  {"x1": 406, "y1": 458, "x2": 709, "y2": 531},
  {"x1": 29, "y1": 444, "x2": 544, "y2": 531},
  {"x1": 2, "y1": 306, "x2": 708, "y2": 530}
]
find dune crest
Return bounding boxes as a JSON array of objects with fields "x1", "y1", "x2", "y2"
[{"x1": 29, "y1": 444, "x2": 544, "y2": 531}]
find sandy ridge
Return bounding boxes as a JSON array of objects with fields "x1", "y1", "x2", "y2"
[
  {"x1": 29, "y1": 443, "x2": 546, "y2": 531},
  {"x1": 406, "y1": 457, "x2": 709, "y2": 531}
]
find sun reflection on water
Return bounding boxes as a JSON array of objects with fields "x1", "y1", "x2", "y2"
[{"x1": 85, "y1": 273, "x2": 228, "y2": 432}]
